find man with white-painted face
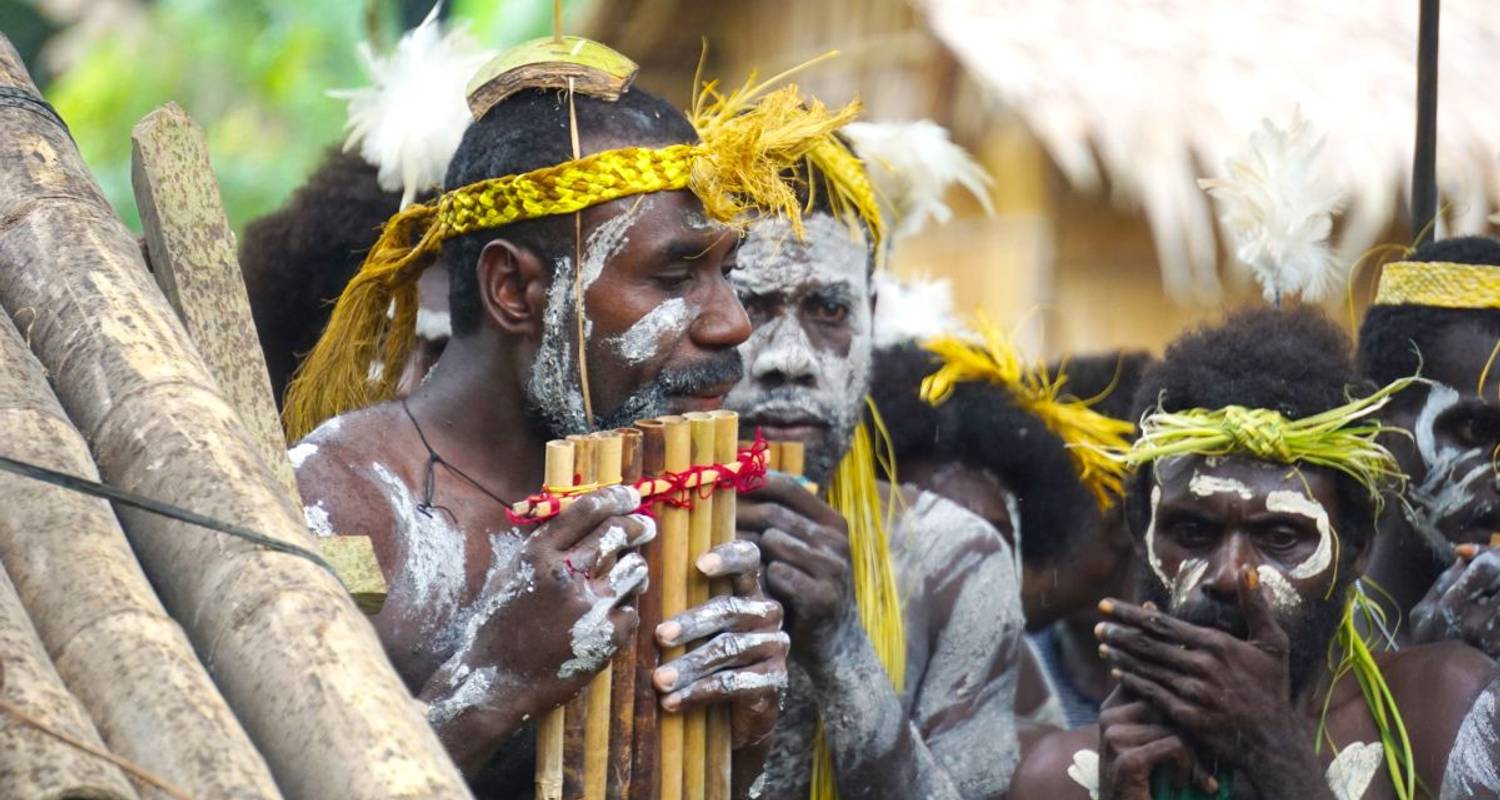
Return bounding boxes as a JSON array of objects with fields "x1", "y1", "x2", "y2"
[
  {"x1": 723, "y1": 158, "x2": 1027, "y2": 796},
  {"x1": 1010, "y1": 306, "x2": 1500, "y2": 800},
  {"x1": 280, "y1": 43, "x2": 872, "y2": 795},
  {"x1": 1357, "y1": 237, "x2": 1500, "y2": 658}
]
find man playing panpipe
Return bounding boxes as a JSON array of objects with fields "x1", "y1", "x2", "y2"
[
  {"x1": 1008, "y1": 306, "x2": 1500, "y2": 800},
  {"x1": 1356, "y1": 236, "x2": 1500, "y2": 659},
  {"x1": 718, "y1": 121, "x2": 1030, "y2": 798},
  {"x1": 285, "y1": 38, "x2": 866, "y2": 796}
]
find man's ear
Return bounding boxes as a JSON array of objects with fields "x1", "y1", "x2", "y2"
[{"x1": 477, "y1": 239, "x2": 550, "y2": 337}]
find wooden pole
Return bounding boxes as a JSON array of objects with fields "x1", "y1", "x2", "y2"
[
  {"x1": 563, "y1": 435, "x2": 598, "y2": 799},
  {"x1": 630, "y1": 421, "x2": 668, "y2": 800},
  {"x1": 538, "y1": 439, "x2": 577, "y2": 800},
  {"x1": 1413, "y1": 0, "x2": 1441, "y2": 246},
  {"x1": 0, "y1": 34, "x2": 468, "y2": 800},
  {"x1": 683, "y1": 413, "x2": 716, "y2": 799},
  {"x1": 584, "y1": 432, "x2": 625, "y2": 800},
  {"x1": 608, "y1": 428, "x2": 643, "y2": 800},
  {"x1": 0, "y1": 565, "x2": 139, "y2": 799},
  {"x1": 705, "y1": 411, "x2": 739, "y2": 800},
  {"x1": 129, "y1": 103, "x2": 387, "y2": 614},
  {"x1": 0, "y1": 310, "x2": 281, "y2": 797},
  {"x1": 657, "y1": 417, "x2": 692, "y2": 800}
]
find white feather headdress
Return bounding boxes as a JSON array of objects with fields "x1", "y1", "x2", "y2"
[
  {"x1": 872, "y1": 272, "x2": 964, "y2": 348},
  {"x1": 1198, "y1": 111, "x2": 1345, "y2": 303},
  {"x1": 328, "y1": 4, "x2": 495, "y2": 208},
  {"x1": 841, "y1": 120, "x2": 995, "y2": 241}
]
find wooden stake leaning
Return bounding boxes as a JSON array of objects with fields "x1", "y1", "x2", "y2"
[
  {"x1": 537, "y1": 439, "x2": 576, "y2": 800},
  {"x1": 656, "y1": 417, "x2": 692, "y2": 800},
  {"x1": 584, "y1": 432, "x2": 626, "y2": 800},
  {"x1": 706, "y1": 411, "x2": 739, "y2": 800}
]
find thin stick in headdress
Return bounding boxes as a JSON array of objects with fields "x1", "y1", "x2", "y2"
[{"x1": 1412, "y1": 0, "x2": 1440, "y2": 247}]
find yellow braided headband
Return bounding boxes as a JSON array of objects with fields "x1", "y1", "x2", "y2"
[
  {"x1": 1119, "y1": 377, "x2": 1416, "y2": 501},
  {"x1": 1373, "y1": 261, "x2": 1500, "y2": 309},
  {"x1": 282, "y1": 75, "x2": 861, "y2": 442},
  {"x1": 920, "y1": 317, "x2": 1136, "y2": 510}
]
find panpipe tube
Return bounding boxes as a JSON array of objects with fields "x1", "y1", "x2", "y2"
[
  {"x1": 563, "y1": 436, "x2": 599, "y2": 799},
  {"x1": 777, "y1": 441, "x2": 805, "y2": 478},
  {"x1": 683, "y1": 413, "x2": 717, "y2": 799},
  {"x1": 584, "y1": 432, "x2": 625, "y2": 800},
  {"x1": 706, "y1": 411, "x2": 739, "y2": 800},
  {"x1": 657, "y1": 417, "x2": 692, "y2": 800},
  {"x1": 536, "y1": 440, "x2": 576, "y2": 800},
  {"x1": 607, "y1": 429, "x2": 643, "y2": 800},
  {"x1": 631, "y1": 421, "x2": 668, "y2": 800}
]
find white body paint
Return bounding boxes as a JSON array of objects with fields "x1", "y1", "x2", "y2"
[
  {"x1": 287, "y1": 441, "x2": 318, "y2": 469},
  {"x1": 1407, "y1": 385, "x2": 1493, "y2": 558},
  {"x1": 1066, "y1": 750, "x2": 1100, "y2": 799},
  {"x1": 414, "y1": 308, "x2": 451, "y2": 340},
  {"x1": 1266, "y1": 489, "x2": 1334, "y2": 579},
  {"x1": 1441, "y1": 680, "x2": 1500, "y2": 799},
  {"x1": 1189, "y1": 472, "x2": 1254, "y2": 500},
  {"x1": 607, "y1": 298, "x2": 692, "y2": 365},
  {"x1": 303, "y1": 502, "x2": 334, "y2": 537},
  {"x1": 558, "y1": 554, "x2": 649, "y2": 678},
  {"x1": 1326, "y1": 741, "x2": 1383, "y2": 800},
  {"x1": 371, "y1": 462, "x2": 467, "y2": 635}
]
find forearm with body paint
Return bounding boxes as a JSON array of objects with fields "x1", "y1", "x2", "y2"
[
  {"x1": 1441, "y1": 677, "x2": 1500, "y2": 800},
  {"x1": 419, "y1": 654, "x2": 535, "y2": 778},
  {"x1": 803, "y1": 619, "x2": 964, "y2": 800}
]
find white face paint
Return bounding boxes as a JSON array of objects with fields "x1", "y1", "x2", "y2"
[
  {"x1": 1406, "y1": 384, "x2": 1493, "y2": 558},
  {"x1": 526, "y1": 255, "x2": 588, "y2": 434},
  {"x1": 724, "y1": 213, "x2": 873, "y2": 483},
  {"x1": 1265, "y1": 489, "x2": 1334, "y2": 579},
  {"x1": 1145, "y1": 485, "x2": 1170, "y2": 590},
  {"x1": 606, "y1": 298, "x2": 693, "y2": 365},
  {"x1": 1256, "y1": 565, "x2": 1303, "y2": 610},
  {"x1": 1189, "y1": 472, "x2": 1253, "y2": 500},
  {"x1": 1171, "y1": 558, "x2": 1210, "y2": 608}
]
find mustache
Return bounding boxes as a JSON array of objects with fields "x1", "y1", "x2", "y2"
[
  {"x1": 734, "y1": 386, "x2": 839, "y2": 421},
  {"x1": 1170, "y1": 597, "x2": 1251, "y2": 640},
  {"x1": 654, "y1": 350, "x2": 744, "y2": 396}
]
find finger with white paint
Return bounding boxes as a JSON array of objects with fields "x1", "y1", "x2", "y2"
[
  {"x1": 535, "y1": 484, "x2": 643, "y2": 552},
  {"x1": 653, "y1": 631, "x2": 790, "y2": 694},
  {"x1": 565, "y1": 512, "x2": 654, "y2": 577},
  {"x1": 659, "y1": 663, "x2": 790, "y2": 714},
  {"x1": 655, "y1": 596, "x2": 783, "y2": 647},
  {"x1": 558, "y1": 553, "x2": 648, "y2": 680},
  {"x1": 695, "y1": 538, "x2": 763, "y2": 597}
]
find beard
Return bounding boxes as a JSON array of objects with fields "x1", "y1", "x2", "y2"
[
  {"x1": 729, "y1": 384, "x2": 862, "y2": 485},
  {"x1": 1137, "y1": 569, "x2": 1349, "y2": 696},
  {"x1": 524, "y1": 347, "x2": 744, "y2": 440}
]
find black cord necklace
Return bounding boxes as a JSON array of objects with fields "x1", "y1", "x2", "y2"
[{"x1": 400, "y1": 398, "x2": 516, "y2": 522}]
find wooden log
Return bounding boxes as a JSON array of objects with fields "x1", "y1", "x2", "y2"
[
  {"x1": 537, "y1": 440, "x2": 576, "y2": 800},
  {"x1": 0, "y1": 35, "x2": 470, "y2": 800},
  {"x1": 657, "y1": 417, "x2": 691, "y2": 800},
  {"x1": 562, "y1": 435, "x2": 598, "y2": 800},
  {"x1": 682, "y1": 413, "x2": 716, "y2": 799},
  {"x1": 629, "y1": 421, "x2": 668, "y2": 800},
  {"x1": 0, "y1": 310, "x2": 280, "y2": 798},
  {"x1": 0, "y1": 565, "x2": 140, "y2": 799},
  {"x1": 607, "y1": 429, "x2": 643, "y2": 800},
  {"x1": 129, "y1": 102, "x2": 387, "y2": 615},
  {"x1": 705, "y1": 411, "x2": 738, "y2": 800},
  {"x1": 584, "y1": 432, "x2": 624, "y2": 800}
]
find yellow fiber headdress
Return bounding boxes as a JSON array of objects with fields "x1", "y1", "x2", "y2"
[
  {"x1": 282, "y1": 41, "x2": 860, "y2": 442},
  {"x1": 1372, "y1": 260, "x2": 1500, "y2": 309},
  {"x1": 919, "y1": 317, "x2": 1136, "y2": 509},
  {"x1": 1120, "y1": 377, "x2": 1415, "y2": 501}
]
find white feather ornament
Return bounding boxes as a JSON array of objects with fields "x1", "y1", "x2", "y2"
[
  {"x1": 872, "y1": 272, "x2": 964, "y2": 348},
  {"x1": 841, "y1": 120, "x2": 995, "y2": 241},
  {"x1": 1198, "y1": 111, "x2": 1345, "y2": 303},
  {"x1": 328, "y1": 4, "x2": 495, "y2": 208}
]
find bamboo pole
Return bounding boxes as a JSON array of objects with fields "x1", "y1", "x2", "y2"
[
  {"x1": 0, "y1": 310, "x2": 280, "y2": 797},
  {"x1": 630, "y1": 421, "x2": 668, "y2": 800},
  {"x1": 563, "y1": 435, "x2": 598, "y2": 799},
  {"x1": 778, "y1": 441, "x2": 805, "y2": 477},
  {"x1": 0, "y1": 565, "x2": 139, "y2": 799},
  {"x1": 657, "y1": 417, "x2": 692, "y2": 800},
  {"x1": 683, "y1": 414, "x2": 716, "y2": 798},
  {"x1": 0, "y1": 34, "x2": 470, "y2": 800},
  {"x1": 705, "y1": 411, "x2": 738, "y2": 800},
  {"x1": 584, "y1": 432, "x2": 625, "y2": 800},
  {"x1": 538, "y1": 440, "x2": 577, "y2": 800},
  {"x1": 608, "y1": 428, "x2": 643, "y2": 800}
]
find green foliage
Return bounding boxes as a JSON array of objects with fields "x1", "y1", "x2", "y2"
[{"x1": 37, "y1": 0, "x2": 572, "y2": 233}]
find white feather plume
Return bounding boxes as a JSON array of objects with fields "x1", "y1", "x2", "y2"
[
  {"x1": 1198, "y1": 111, "x2": 1345, "y2": 303},
  {"x1": 328, "y1": 4, "x2": 495, "y2": 208},
  {"x1": 872, "y1": 272, "x2": 964, "y2": 348},
  {"x1": 841, "y1": 120, "x2": 995, "y2": 241}
]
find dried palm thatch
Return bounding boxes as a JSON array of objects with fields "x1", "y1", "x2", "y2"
[{"x1": 918, "y1": 0, "x2": 1500, "y2": 301}]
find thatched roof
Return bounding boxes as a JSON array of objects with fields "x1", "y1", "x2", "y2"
[{"x1": 918, "y1": 0, "x2": 1500, "y2": 300}]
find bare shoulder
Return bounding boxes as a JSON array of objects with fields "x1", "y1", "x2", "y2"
[
  {"x1": 291, "y1": 403, "x2": 416, "y2": 543},
  {"x1": 1380, "y1": 639, "x2": 1499, "y2": 716},
  {"x1": 1009, "y1": 725, "x2": 1098, "y2": 800}
]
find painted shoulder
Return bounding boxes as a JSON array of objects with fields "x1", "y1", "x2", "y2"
[
  {"x1": 1377, "y1": 641, "x2": 1500, "y2": 798},
  {"x1": 891, "y1": 488, "x2": 1013, "y2": 576},
  {"x1": 290, "y1": 403, "x2": 413, "y2": 543},
  {"x1": 1008, "y1": 725, "x2": 1099, "y2": 800}
]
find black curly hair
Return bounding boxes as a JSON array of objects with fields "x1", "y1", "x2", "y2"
[
  {"x1": 441, "y1": 87, "x2": 698, "y2": 336},
  {"x1": 1357, "y1": 235, "x2": 1500, "y2": 397},
  {"x1": 869, "y1": 342, "x2": 1150, "y2": 565},
  {"x1": 240, "y1": 148, "x2": 405, "y2": 407},
  {"x1": 1127, "y1": 305, "x2": 1378, "y2": 548}
]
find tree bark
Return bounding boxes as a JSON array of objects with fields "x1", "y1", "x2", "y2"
[
  {"x1": 0, "y1": 34, "x2": 470, "y2": 800},
  {"x1": 0, "y1": 562, "x2": 140, "y2": 800}
]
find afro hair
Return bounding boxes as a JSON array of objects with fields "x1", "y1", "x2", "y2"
[
  {"x1": 1127, "y1": 304, "x2": 1378, "y2": 547},
  {"x1": 239, "y1": 148, "x2": 404, "y2": 407},
  {"x1": 1357, "y1": 235, "x2": 1500, "y2": 394},
  {"x1": 869, "y1": 342, "x2": 1150, "y2": 566}
]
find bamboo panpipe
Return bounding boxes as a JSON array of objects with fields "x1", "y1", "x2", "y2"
[
  {"x1": 631, "y1": 420, "x2": 668, "y2": 800},
  {"x1": 508, "y1": 459, "x2": 759, "y2": 521},
  {"x1": 657, "y1": 417, "x2": 692, "y2": 800},
  {"x1": 683, "y1": 414, "x2": 716, "y2": 799},
  {"x1": 537, "y1": 439, "x2": 576, "y2": 800},
  {"x1": 608, "y1": 430, "x2": 644, "y2": 800},
  {"x1": 585, "y1": 432, "x2": 626, "y2": 800},
  {"x1": 706, "y1": 411, "x2": 738, "y2": 800},
  {"x1": 563, "y1": 435, "x2": 599, "y2": 798}
]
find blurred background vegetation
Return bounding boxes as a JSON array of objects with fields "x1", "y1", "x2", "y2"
[{"x1": 1, "y1": 0, "x2": 593, "y2": 231}]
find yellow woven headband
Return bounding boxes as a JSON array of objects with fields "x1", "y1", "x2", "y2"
[{"x1": 1373, "y1": 261, "x2": 1500, "y2": 309}]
